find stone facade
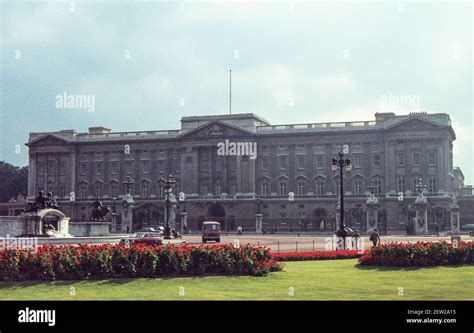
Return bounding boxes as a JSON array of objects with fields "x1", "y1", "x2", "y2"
[{"x1": 24, "y1": 111, "x2": 473, "y2": 233}]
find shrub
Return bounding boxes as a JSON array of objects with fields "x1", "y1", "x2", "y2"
[
  {"x1": 0, "y1": 243, "x2": 282, "y2": 281},
  {"x1": 358, "y1": 241, "x2": 474, "y2": 267}
]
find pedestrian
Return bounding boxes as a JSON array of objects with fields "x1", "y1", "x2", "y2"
[
  {"x1": 369, "y1": 229, "x2": 381, "y2": 247},
  {"x1": 237, "y1": 225, "x2": 243, "y2": 235}
]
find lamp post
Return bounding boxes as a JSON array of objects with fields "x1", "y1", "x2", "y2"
[
  {"x1": 164, "y1": 174, "x2": 176, "y2": 239},
  {"x1": 332, "y1": 151, "x2": 352, "y2": 249}
]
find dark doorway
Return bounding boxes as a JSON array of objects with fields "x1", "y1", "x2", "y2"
[
  {"x1": 313, "y1": 208, "x2": 328, "y2": 231},
  {"x1": 133, "y1": 204, "x2": 163, "y2": 231},
  {"x1": 207, "y1": 203, "x2": 226, "y2": 229}
]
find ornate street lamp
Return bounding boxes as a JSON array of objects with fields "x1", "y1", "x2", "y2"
[
  {"x1": 163, "y1": 174, "x2": 176, "y2": 239},
  {"x1": 415, "y1": 177, "x2": 427, "y2": 197},
  {"x1": 332, "y1": 151, "x2": 352, "y2": 249}
]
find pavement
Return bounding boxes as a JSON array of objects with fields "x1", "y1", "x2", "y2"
[{"x1": 4, "y1": 233, "x2": 470, "y2": 252}]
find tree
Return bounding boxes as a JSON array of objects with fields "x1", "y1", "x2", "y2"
[{"x1": 0, "y1": 161, "x2": 28, "y2": 203}]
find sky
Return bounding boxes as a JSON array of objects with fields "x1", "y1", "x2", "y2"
[{"x1": 0, "y1": 0, "x2": 472, "y2": 183}]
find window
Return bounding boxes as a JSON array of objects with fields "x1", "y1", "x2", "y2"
[
  {"x1": 157, "y1": 160, "x2": 165, "y2": 174},
  {"x1": 279, "y1": 156, "x2": 287, "y2": 170},
  {"x1": 397, "y1": 152, "x2": 405, "y2": 166},
  {"x1": 373, "y1": 180, "x2": 382, "y2": 195},
  {"x1": 110, "y1": 161, "x2": 118, "y2": 174},
  {"x1": 125, "y1": 161, "x2": 133, "y2": 174},
  {"x1": 297, "y1": 156, "x2": 305, "y2": 170},
  {"x1": 59, "y1": 162, "x2": 66, "y2": 176},
  {"x1": 229, "y1": 157, "x2": 237, "y2": 171},
  {"x1": 201, "y1": 158, "x2": 210, "y2": 171},
  {"x1": 398, "y1": 179, "x2": 405, "y2": 193},
  {"x1": 279, "y1": 182, "x2": 287, "y2": 196},
  {"x1": 315, "y1": 155, "x2": 324, "y2": 169},
  {"x1": 354, "y1": 180, "x2": 362, "y2": 195},
  {"x1": 297, "y1": 181, "x2": 306, "y2": 196},
  {"x1": 95, "y1": 184, "x2": 102, "y2": 197},
  {"x1": 38, "y1": 184, "x2": 44, "y2": 192},
  {"x1": 48, "y1": 162, "x2": 55, "y2": 176},
  {"x1": 59, "y1": 185, "x2": 66, "y2": 197},
  {"x1": 353, "y1": 154, "x2": 361, "y2": 168},
  {"x1": 175, "y1": 184, "x2": 180, "y2": 196},
  {"x1": 413, "y1": 178, "x2": 420, "y2": 192},
  {"x1": 316, "y1": 181, "x2": 325, "y2": 195},
  {"x1": 261, "y1": 182, "x2": 269, "y2": 196},
  {"x1": 215, "y1": 182, "x2": 221, "y2": 196},
  {"x1": 216, "y1": 158, "x2": 222, "y2": 172},
  {"x1": 230, "y1": 180, "x2": 237, "y2": 195},
  {"x1": 111, "y1": 183, "x2": 118, "y2": 197},
  {"x1": 38, "y1": 163, "x2": 44, "y2": 176},
  {"x1": 95, "y1": 162, "x2": 103, "y2": 175},
  {"x1": 80, "y1": 163, "x2": 87, "y2": 175},
  {"x1": 158, "y1": 184, "x2": 164, "y2": 198},
  {"x1": 374, "y1": 154, "x2": 381, "y2": 167},
  {"x1": 429, "y1": 179, "x2": 437, "y2": 193},
  {"x1": 48, "y1": 184, "x2": 54, "y2": 195},
  {"x1": 261, "y1": 157, "x2": 269, "y2": 170},
  {"x1": 141, "y1": 183, "x2": 149, "y2": 198},
  {"x1": 142, "y1": 161, "x2": 150, "y2": 174},
  {"x1": 335, "y1": 181, "x2": 340, "y2": 196},
  {"x1": 80, "y1": 185, "x2": 87, "y2": 198},
  {"x1": 200, "y1": 184, "x2": 208, "y2": 196},
  {"x1": 413, "y1": 152, "x2": 420, "y2": 166},
  {"x1": 428, "y1": 151, "x2": 436, "y2": 166}
]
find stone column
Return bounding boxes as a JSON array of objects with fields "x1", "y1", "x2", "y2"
[
  {"x1": 255, "y1": 213, "x2": 263, "y2": 234},
  {"x1": 366, "y1": 195, "x2": 379, "y2": 234},
  {"x1": 111, "y1": 212, "x2": 119, "y2": 233},
  {"x1": 181, "y1": 212, "x2": 188, "y2": 234},
  {"x1": 450, "y1": 195, "x2": 461, "y2": 236},
  {"x1": 414, "y1": 196, "x2": 429, "y2": 235},
  {"x1": 121, "y1": 193, "x2": 134, "y2": 233}
]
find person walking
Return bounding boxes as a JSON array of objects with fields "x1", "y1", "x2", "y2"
[
  {"x1": 237, "y1": 225, "x2": 243, "y2": 235},
  {"x1": 369, "y1": 229, "x2": 381, "y2": 247}
]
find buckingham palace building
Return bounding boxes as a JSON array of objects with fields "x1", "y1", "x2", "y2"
[{"x1": 25, "y1": 111, "x2": 474, "y2": 233}]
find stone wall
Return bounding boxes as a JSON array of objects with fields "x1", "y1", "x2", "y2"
[
  {"x1": 0, "y1": 215, "x2": 111, "y2": 237},
  {"x1": 69, "y1": 222, "x2": 110, "y2": 237},
  {"x1": 0, "y1": 216, "x2": 26, "y2": 236}
]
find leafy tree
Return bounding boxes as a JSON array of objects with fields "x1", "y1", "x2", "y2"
[{"x1": 0, "y1": 161, "x2": 28, "y2": 203}]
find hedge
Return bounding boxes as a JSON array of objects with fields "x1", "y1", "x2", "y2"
[
  {"x1": 0, "y1": 243, "x2": 282, "y2": 281},
  {"x1": 358, "y1": 241, "x2": 474, "y2": 267}
]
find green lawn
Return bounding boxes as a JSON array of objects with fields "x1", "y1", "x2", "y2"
[{"x1": 0, "y1": 260, "x2": 472, "y2": 300}]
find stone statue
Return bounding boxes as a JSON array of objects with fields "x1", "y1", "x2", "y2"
[
  {"x1": 26, "y1": 191, "x2": 63, "y2": 212},
  {"x1": 26, "y1": 191, "x2": 47, "y2": 212},
  {"x1": 89, "y1": 198, "x2": 111, "y2": 221}
]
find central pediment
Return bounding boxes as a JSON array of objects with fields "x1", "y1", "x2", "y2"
[
  {"x1": 27, "y1": 134, "x2": 71, "y2": 146},
  {"x1": 178, "y1": 121, "x2": 255, "y2": 139}
]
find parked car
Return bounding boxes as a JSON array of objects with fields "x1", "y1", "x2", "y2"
[
  {"x1": 202, "y1": 221, "x2": 221, "y2": 243},
  {"x1": 120, "y1": 232, "x2": 163, "y2": 246},
  {"x1": 461, "y1": 224, "x2": 474, "y2": 236},
  {"x1": 139, "y1": 226, "x2": 164, "y2": 236}
]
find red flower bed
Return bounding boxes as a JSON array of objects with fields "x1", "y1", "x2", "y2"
[
  {"x1": 0, "y1": 243, "x2": 282, "y2": 281},
  {"x1": 273, "y1": 250, "x2": 364, "y2": 261},
  {"x1": 358, "y1": 241, "x2": 474, "y2": 267}
]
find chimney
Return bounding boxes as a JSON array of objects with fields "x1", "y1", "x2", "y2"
[
  {"x1": 88, "y1": 127, "x2": 111, "y2": 135},
  {"x1": 374, "y1": 112, "x2": 396, "y2": 123}
]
